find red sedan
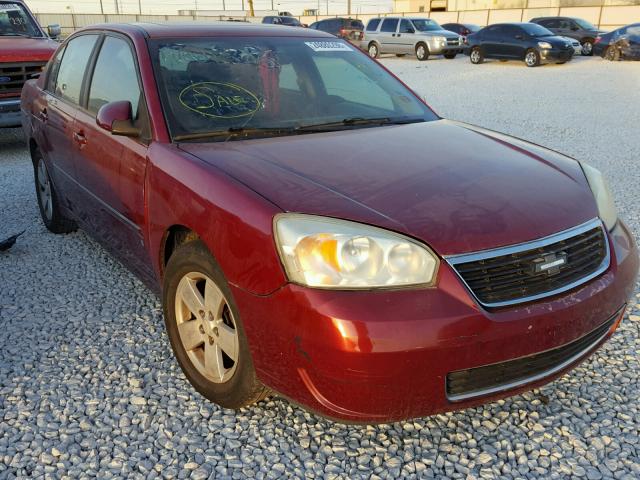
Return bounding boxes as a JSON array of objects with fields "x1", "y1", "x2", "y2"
[{"x1": 21, "y1": 23, "x2": 638, "y2": 423}]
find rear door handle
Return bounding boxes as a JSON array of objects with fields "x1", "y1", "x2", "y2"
[{"x1": 73, "y1": 131, "x2": 87, "y2": 146}]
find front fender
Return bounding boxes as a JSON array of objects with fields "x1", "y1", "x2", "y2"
[{"x1": 146, "y1": 143, "x2": 287, "y2": 295}]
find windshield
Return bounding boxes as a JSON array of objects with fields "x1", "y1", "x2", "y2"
[
  {"x1": 520, "y1": 23, "x2": 554, "y2": 37},
  {"x1": 411, "y1": 19, "x2": 442, "y2": 32},
  {"x1": 465, "y1": 24, "x2": 480, "y2": 32},
  {"x1": 150, "y1": 37, "x2": 436, "y2": 142},
  {"x1": 574, "y1": 19, "x2": 596, "y2": 30},
  {"x1": 0, "y1": 2, "x2": 43, "y2": 37}
]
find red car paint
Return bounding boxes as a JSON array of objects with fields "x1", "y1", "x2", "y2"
[
  {"x1": 20, "y1": 23, "x2": 638, "y2": 423},
  {"x1": 0, "y1": 0, "x2": 58, "y2": 125}
]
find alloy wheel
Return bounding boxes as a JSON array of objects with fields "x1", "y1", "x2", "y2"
[
  {"x1": 416, "y1": 45, "x2": 426, "y2": 60},
  {"x1": 582, "y1": 41, "x2": 593, "y2": 55},
  {"x1": 368, "y1": 44, "x2": 378, "y2": 58},
  {"x1": 471, "y1": 49, "x2": 481, "y2": 63},
  {"x1": 175, "y1": 272, "x2": 239, "y2": 383},
  {"x1": 37, "y1": 158, "x2": 53, "y2": 222},
  {"x1": 525, "y1": 51, "x2": 538, "y2": 67}
]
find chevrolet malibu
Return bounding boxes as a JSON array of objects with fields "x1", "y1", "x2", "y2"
[{"x1": 21, "y1": 23, "x2": 638, "y2": 423}]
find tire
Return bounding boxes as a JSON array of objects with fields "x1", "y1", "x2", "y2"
[
  {"x1": 581, "y1": 39, "x2": 594, "y2": 56},
  {"x1": 415, "y1": 42, "x2": 429, "y2": 61},
  {"x1": 33, "y1": 149, "x2": 76, "y2": 234},
  {"x1": 605, "y1": 45, "x2": 620, "y2": 61},
  {"x1": 525, "y1": 48, "x2": 540, "y2": 67},
  {"x1": 470, "y1": 46, "x2": 484, "y2": 64},
  {"x1": 163, "y1": 239, "x2": 269, "y2": 409},
  {"x1": 368, "y1": 42, "x2": 379, "y2": 59},
  {"x1": 444, "y1": 53, "x2": 457, "y2": 59}
]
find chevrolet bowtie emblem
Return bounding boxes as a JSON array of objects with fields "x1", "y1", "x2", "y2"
[{"x1": 532, "y1": 252, "x2": 567, "y2": 275}]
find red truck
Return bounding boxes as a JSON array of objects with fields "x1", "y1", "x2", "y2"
[{"x1": 1, "y1": 0, "x2": 60, "y2": 127}]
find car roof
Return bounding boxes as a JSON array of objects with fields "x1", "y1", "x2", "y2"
[{"x1": 76, "y1": 22, "x2": 333, "y2": 39}]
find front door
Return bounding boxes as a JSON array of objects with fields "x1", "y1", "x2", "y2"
[{"x1": 71, "y1": 34, "x2": 154, "y2": 280}]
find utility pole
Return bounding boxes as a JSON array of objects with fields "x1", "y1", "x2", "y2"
[
  {"x1": 114, "y1": 0, "x2": 119, "y2": 14},
  {"x1": 99, "y1": 0, "x2": 104, "y2": 14},
  {"x1": 248, "y1": 0, "x2": 255, "y2": 16},
  {"x1": 347, "y1": 0, "x2": 351, "y2": 15},
  {"x1": 138, "y1": 0, "x2": 142, "y2": 15}
]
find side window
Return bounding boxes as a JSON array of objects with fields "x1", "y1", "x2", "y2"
[
  {"x1": 558, "y1": 19, "x2": 571, "y2": 29},
  {"x1": 46, "y1": 45, "x2": 66, "y2": 92},
  {"x1": 279, "y1": 63, "x2": 300, "y2": 92},
  {"x1": 366, "y1": 19, "x2": 381, "y2": 31},
  {"x1": 505, "y1": 26, "x2": 523, "y2": 37},
  {"x1": 380, "y1": 19, "x2": 399, "y2": 33},
  {"x1": 88, "y1": 36, "x2": 141, "y2": 117},
  {"x1": 54, "y1": 35, "x2": 99, "y2": 104},
  {"x1": 399, "y1": 20, "x2": 414, "y2": 33}
]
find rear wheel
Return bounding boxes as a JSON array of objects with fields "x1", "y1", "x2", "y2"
[
  {"x1": 163, "y1": 240, "x2": 269, "y2": 409},
  {"x1": 525, "y1": 49, "x2": 540, "y2": 67},
  {"x1": 581, "y1": 39, "x2": 594, "y2": 56},
  {"x1": 368, "y1": 42, "x2": 379, "y2": 59},
  {"x1": 470, "y1": 46, "x2": 483, "y2": 64},
  {"x1": 444, "y1": 53, "x2": 457, "y2": 59},
  {"x1": 605, "y1": 45, "x2": 620, "y2": 61},
  {"x1": 33, "y1": 150, "x2": 76, "y2": 234},
  {"x1": 415, "y1": 42, "x2": 429, "y2": 61}
]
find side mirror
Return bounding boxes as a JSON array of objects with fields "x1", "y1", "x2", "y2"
[
  {"x1": 407, "y1": 27, "x2": 415, "y2": 34},
  {"x1": 571, "y1": 25, "x2": 579, "y2": 31},
  {"x1": 96, "y1": 101, "x2": 140, "y2": 137},
  {"x1": 47, "y1": 24, "x2": 61, "y2": 39}
]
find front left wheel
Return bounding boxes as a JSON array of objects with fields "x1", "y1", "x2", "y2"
[
  {"x1": 581, "y1": 39, "x2": 594, "y2": 56},
  {"x1": 415, "y1": 42, "x2": 429, "y2": 61},
  {"x1": 525, "y1": 49, "x2": 540, "y2": 67},
  {"x1": 163, "y1": 240, "x2": 269, "y2": 409}
]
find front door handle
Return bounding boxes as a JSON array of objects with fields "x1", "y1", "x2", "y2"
[{"x1": 73, "y1": 131, "x2": 87, "y2": 146}]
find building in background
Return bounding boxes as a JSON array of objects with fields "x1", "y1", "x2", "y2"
[{"x1": 393, "y1": 0, "x2": 640, "y2": 12}]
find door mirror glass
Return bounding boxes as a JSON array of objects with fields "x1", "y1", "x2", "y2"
[
  {"x1": 96, "y1": 101, "x2": 140, "y2": 137},
  {"x1": 47, "y1": 24, "x2": 61, "y2": 39}
]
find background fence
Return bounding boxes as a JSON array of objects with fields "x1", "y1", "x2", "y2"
[{"x1": 35, "y1": 4, "x2": 640, "y2": 37}]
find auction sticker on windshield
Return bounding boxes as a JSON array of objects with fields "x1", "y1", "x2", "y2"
[{"x1": 305, "y1": 41, "x2": 353, "y2": 52}]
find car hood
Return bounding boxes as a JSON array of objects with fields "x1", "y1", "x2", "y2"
[
  {"x1": 419, "y1": 29, "x2": 459, "y2": 38},
  {"x1": 0, "y1": 37, "x2": 58, "y2": 63},
  {"x1": 179, "y1": 120, "x2": 598, "y2": 256}
]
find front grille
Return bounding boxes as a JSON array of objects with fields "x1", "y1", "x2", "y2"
[
  {"x1": 0, "y1": 62, "x2": 46, "y2": 96},
  {"x1": 447, "y1": 219, "x2": 609, "y2": 308},
  {"x1": 446, "y1": 310, "x2": 620, "y2": 401},
  {"x1": 447, "y1": 39, "x2": 460, "y2": 46}
]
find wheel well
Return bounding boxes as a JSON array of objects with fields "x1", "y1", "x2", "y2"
[
  {"x1": 28, "y1": 138, "x2": 39, "y2": 164},
  {"x1": 581, "y1": 37, "x2": 595, "y2": 43},
  {"x1": 162, "y1": 226, "x2": 200, "y2": 271}
]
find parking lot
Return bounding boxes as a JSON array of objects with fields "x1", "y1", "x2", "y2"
[{"x1": 1, "y1": 55, "x2": 639, "y2": 479}]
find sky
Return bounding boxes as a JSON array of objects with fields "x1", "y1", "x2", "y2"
[{"x1": 24, "y1": 0, "x2": 393, "y2": 15}]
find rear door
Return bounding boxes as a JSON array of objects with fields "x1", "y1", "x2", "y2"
[
  {"x1": 378, "y1": 18, "x2": 400, "y2": 53},
  {"x1": 481, "y1": 25, "x2": 505, "y2": 57},
  {"x1": 71, "y1": 33, "x2": 154, "y2": 278},
  {"x1": 40, "y1": 34, "x2": 100, "y2": 201},
  {"x1": 364, "y1": 18, "x2": 381, "y2": 45}
]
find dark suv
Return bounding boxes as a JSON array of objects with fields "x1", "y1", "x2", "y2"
[
  {"x1": 530, "y1": 17, "x2": 605, "y2": 56},
  {"x1": 309, "y1": 17, "x2": 364, "y2": 44}
]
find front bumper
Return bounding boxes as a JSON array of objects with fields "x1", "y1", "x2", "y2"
[
  {"x1": 0, "y1": 98, "x2": 21, "y2": 128},
  {"x1": 234, "y1": 221, "x2": 638, "y2": 423},
  {"x1": 540, "y1": 47, "x2": 574, "y2": 63},
  {"x1": 428, "y1": 42, "x2": 463, "y2": 55}
]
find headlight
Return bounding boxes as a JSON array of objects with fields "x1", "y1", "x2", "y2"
[
  {"x1": 538, "y1": 41, "x2": 553, "y2": 49},
  {"x1": 580, "y1": 162, "x2": 618, "y2": 230},
  {"x1": 274, "y1": 214, "x2": 439, "y2": 289},
  {"x1": 433, "y1": 36, "x2": 446, "y2": 44}
]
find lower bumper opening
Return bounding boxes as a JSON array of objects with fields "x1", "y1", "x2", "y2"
[{"x1": 446, "y1": 306, "x2": 625, "y2": 402}]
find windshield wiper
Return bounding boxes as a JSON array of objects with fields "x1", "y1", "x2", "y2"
[
  {"x1": 174, "y1": 126, "x2": 298, "y2": 142},
  {"x1": 296, "y1": 116, "x2": 425, "y2": 131}
]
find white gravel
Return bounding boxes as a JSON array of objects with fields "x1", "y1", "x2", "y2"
[{"x1": 1, "y1": 55, "x2": 639, "y2": 479}]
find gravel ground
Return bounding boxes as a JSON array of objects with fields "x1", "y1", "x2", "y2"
[{"x1": 1, "y1": 55, "x2": 639, "y2": 479}]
